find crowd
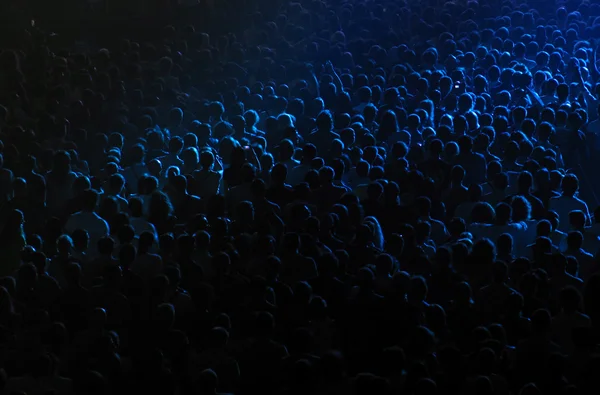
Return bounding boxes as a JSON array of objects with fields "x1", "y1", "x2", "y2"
[{"x1": 3, "y1": 0, "x2": 600, "y2": 394}]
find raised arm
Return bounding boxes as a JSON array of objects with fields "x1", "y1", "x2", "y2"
[
  {"x1": 591, "y1": 43, "x2": 600, "y2": 84},
  {"x1": 325, "y1": 60, "x2": 344, "y2": 93},
  {"x1": 213, "y1": 151, "x2": 224, "y2": 172},
  {"x1": 247, "y1": 146, "x2": 262, "y2": 172},
  {"x1": 576, "y1": 65, "x2": 596, "y2": 105},
  {"x1": 526, "y1": 86, "x2": 544, "y2": 108},
  {"x1": 308, "y1": 68, "x2": 321, "y2": 98}
]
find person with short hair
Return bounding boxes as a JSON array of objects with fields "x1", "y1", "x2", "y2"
[
  {"x1": 64, "y1": 189, "x2": 109, "y2": 259},
  {"x1": 549, "y1": 174, "x2": 590, "y2": 232}
]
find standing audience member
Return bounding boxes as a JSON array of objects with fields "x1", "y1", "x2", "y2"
[{"x1": 2, "y1": 1, "x2": 600, "y2": 394}]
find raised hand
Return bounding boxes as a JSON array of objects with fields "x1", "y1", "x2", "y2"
[{"x1": 325, "y1": 60, "x2": 335, "y2": 73}]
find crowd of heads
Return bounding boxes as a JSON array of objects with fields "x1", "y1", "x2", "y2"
[{"x1": 4, "y1": 0, "x2": 600, "y2": 394}]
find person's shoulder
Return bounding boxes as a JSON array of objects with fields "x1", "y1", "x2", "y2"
[
  {"x1": 553, "y1": 229, "x2": 566, "y2": 240},
  {"x1": 90, "y1": 284, "x2": 106, "y2": 294},
  {"x1": 232, "y1": 180, "x2": 248, "y2": 191},
  {"x1": 548, "y1": 195, "x2": 562, "y2": 204},
  {"x1": 95, "y1": 283, "x2": 127, "y2": 298},
  {"x1": 488, "y1": 153, "x2": 501, "y2": 162},
  {"x1": 40, "y1": 273, "x2": 60, "y2": 286},
  {"x1": 434, "y1": 157, "x2": 450, "y2": 167},
  {"x1": 188, "y1": 193, "x2": 202, "y2": 202},
  {"x1": 470, "y1": 222, "x2": 492, "y2": 229},
  {"x1": 67, "y1": 210, "x2": 83, "y2": 219},
  {"x1": 92, "y1": 212, "x2": 109, "y2": 224},
  {"x1": 582, "y1": 249, "x2": 594, "y2": 258},
  {"x1": 508, "y1": 221, "x2": 526, "y2": 230},
  {"x1": 575, "y1": 311, "x2": 592, "y2": 322},
  {"x1": 569, "y1": 273, "x2": 584, "y2": 284},
  {"x1": 290, "y1": 162, "x2": 305, "y2": 171},
  {"x1": 65, "y1": 283, "x2": 90, "y2": 296},
  {"x1": 146, "y1": 252, "x2": 162, "y2": 260},
  {"x1": 174, "y1": 286, "x2": 193, "y2": 299},
  {"x1": 431, "y1": 218, "x2": 446, "y2": 226},
  {"x1": 333, "y1": 183, "x2": 349, "y2": 193},
  {"x1": 478, "y1": 282, "x2": 492, "y2": 293},
  {"x1": 125, "y1": 267, "x2": 145, "y2": 281},
  {"x1": 372, "y1": 291, "x2": 385, "y2": 301},
  {"x1": 564, "y1": 273, "x2": 584, "y2": 289},
  {"x1": 266, "y1": 199, "x2": 281, "y2": 209},
  {"x1": 529, "y1": 193, "x2": 544, "y2": 204}
]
